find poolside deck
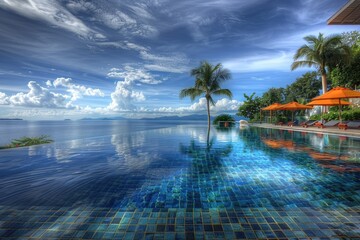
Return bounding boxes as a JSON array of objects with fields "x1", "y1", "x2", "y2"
[{"x1": 252, "y1": 123, "x2": 360, "y2": 138}]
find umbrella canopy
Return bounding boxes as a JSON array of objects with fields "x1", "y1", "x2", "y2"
[
  {"x1": 313, "y1": 87, "x2": 360, "y2": 100},
  {"x1": 261, "y1": 103, "x2": 282, "y2": 123},
  {"x1": 261, "y1": 103, "x2": 282, "y2": 110},
  {"x1": 277, "y1": 101, "x2": 313, "y2": 110},
  {"x1": 276, "y1": 101, "x2": 313, "y2": 122},
  {"x1": 312, "y1": 87, "x2": 360, "y2": 123},
  {"x1": 306, "y1": 99, "x2": 351, "y2": 106}
]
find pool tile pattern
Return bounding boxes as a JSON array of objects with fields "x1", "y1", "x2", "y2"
[
  {"x1": 1, "y1": 206, "x2": 359, "y2": 239},
  {"x1": 0, "y1": 125, "x2": 359, "y2": 239}
]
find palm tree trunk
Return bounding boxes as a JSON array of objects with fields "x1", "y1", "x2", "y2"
[
  {"x1": 321, "y1": 73, "x2": 327, "y2": 94},
  {"x1": 321, "y1": 73, "x2": 328, "y2": 113},
  {"x1": 206, "y1": 98, "x2": 211, "y2": 130},
  {"x1": 206, "y1": 98, "x2": 211, "y2": 145}
]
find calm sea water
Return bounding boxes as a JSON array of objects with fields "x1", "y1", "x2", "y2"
[{"x1": 0, "y1": 120, "x2": 359, "y2": 239}]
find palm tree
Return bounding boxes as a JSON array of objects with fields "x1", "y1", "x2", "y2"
[
  {"x1": 291, "y1": 33, "x2": 351, "y2": 95},
  {"x1": 180, "y1": 61, "x2": 232, "y2": 131}
]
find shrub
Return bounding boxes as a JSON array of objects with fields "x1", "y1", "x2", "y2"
[
  {"x1": 309, "y1": 108, "x2": 360, "y2": 121},
  {"x1": 309, "y1": 114, "x2": 322, "y2": 120},
  {"x1": 213, "y1": 114, "x2": 235, "y2": 126},
  {"x1": 0, "y1": 135, "x2": 53, "y2": 149}
]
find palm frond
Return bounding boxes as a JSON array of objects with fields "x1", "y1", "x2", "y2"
[
  {"x1": 179, "y1": 88, "x2": 204, "y2": 101},
  {"x1": 303, "y1": 34, "x2": 319, "y2": 44},
  {"x1": 291, "y1": 60, "x2": 318, "y2": 70},
  {"x1": 212, "y1": 89, "x2": 233, "y2": 99},
  {"x1": 293, "y1": 45, "x2": 313, "y2": 60}
]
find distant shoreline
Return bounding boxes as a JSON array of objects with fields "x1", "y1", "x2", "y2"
[{"x1": 0, "y1": 118, "x2": 23, "y2": 120}]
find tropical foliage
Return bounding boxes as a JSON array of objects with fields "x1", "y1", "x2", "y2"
[
  {"x1": 291, "y1": 33, "x2": 351, "y2": 94},
  {"x1": 310, "y1": 109, "x2": 360, "y2": 121},
  {"x1": 213, "y1": 114, "x2": 235, "y2": 127},
  {"x1": 237, "y1": 93, "x2": 262, "y2": 120},
  {"x1": 261, "y1": 88, "x2": 285, "y2": 106},
  {"x1": 180, "y1": 61, "x2": 232, "y2": 129},
  {"x1": 237, "y1": 31, "x2": 360, "y2": 122},
  {"x1": 284, "y1": 72, "x2": 321, "y2": 102},
  {"x1": 237, "y1": 72, "x2": 322, "y2": 121},
  {"x1": 0, "y1": 135, "x2": 53, "y2": 149},
  {"x1": 330, "y1": 31, "x2": 360, "y2": 89}
]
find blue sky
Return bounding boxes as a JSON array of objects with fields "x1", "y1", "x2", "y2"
[{"x1": 0, "y1": 0, "x2": 357, "y2": 120}]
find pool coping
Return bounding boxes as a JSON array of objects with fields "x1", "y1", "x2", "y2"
[{"x1": 251, "y1": 123, "x2": 360, "y2": 138}]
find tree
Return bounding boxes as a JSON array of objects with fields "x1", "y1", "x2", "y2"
[
  {"x1": 180, "y1": 61, "x2": 232, "y2": 130},
  {"x1": 213, "y1": 114, "x2": 235, "y2": 127},
  {"x1": 291, "y1": 33, "x2": 351, "y2": 94},
  {"x1": 330, "y1": 31, "x2": 360, "y2": 89},
  {"x1": 237, "y1": 93, "x2": 262, "y2": 120},
  {"x1": 261, "y1": 87, "x2": 285, "y2": 106},
  {"x1": 331, "y1": 55, "x2": 360, "y2": 89},
  {"x1": 284, "y1": 72, "x2": 321, "y2": 102},
  {"x1": 341, "y1": 31, "x2": 360, "y2": 51}
]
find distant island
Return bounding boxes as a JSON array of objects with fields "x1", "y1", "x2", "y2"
[
  {"x1": 81, "y1": 116, "x2": 127, "y2": 121},
  {"x1": 80, "y1": 114, "x2": 246, "y2": 121},
  {"x1": 141, "y1": 114, "x2": 213, "y2": 121},
  {"x1": 0, "y1": 118, "x2": 23, "y2": 120}
]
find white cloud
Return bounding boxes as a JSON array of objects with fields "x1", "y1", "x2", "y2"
[
  {"x1": 97, "y1": 41, "x2": 148, "y2": 52},
  {"x1": 140, "y1": 51, "x2": 190, "y2": 73},
  {"x1": 66, "y1": 0, "x2": 157, "y2": 38},
  {"x1": 0, "y1": 0, "x2": 105, "y2": 40},
  {"x1": 213, "y1": 98, "x2": 241, "y2": 111},
  {"x1": 107, "y1": 66, "x2": 162, "y2": 85},
  {"x1": 0, "y1": 92, "x2": 9, "y2": 105},
  {"x1": 45, "y1": 80, "x2": 53, "y2": 87},
  {"x1": 277, "y1": 1, "x2": 336, "y2": 26},
  {"x1": 154, "y1": 97, "x2": 241, "y2": 113},
  {"x1": 0, "y1": 78, "x2": 105, "y2": 110},
  {"x1": 7, "y1": 81, "x2": 68, "y2": 108},
  {"x1": 53, "y1": 77, "x2": 104, "y2": 104},
  {"x1": 106, "y1": 66, "x2": 156, "y2": 111},
  {"x1": 107, "y1": 81, "x2": 145, "y2": 112},
  {"x1": 223, "y1": 51, "x2": 293, "y2": 73}
]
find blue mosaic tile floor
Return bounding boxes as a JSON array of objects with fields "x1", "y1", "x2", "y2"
[{"x1": 0, "y1": 124, "x2": 359, "y2": 239}]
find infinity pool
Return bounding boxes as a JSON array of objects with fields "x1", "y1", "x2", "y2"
[{"x1": 0, "y1": 121, "x2": 359, "y2": 239}]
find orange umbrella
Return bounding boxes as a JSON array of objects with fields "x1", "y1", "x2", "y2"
[
  {"x1": 261, "y1": 103, "x2": 282, "y2": 123},
  {"x1": 276, "y1": 101, "x2": 313, "y2": 122},
  {"x1": 261, "y1": 103, "x2": 282, "y2": 110},
  {"x1": 312, "y1": 87, "x2": 360, "y2": 123},
  {"x1": 306, "y1": 99, "x2": 351, "y2": 106},
  {"x1": 313, "y1": 87, "x2": 360, "y2": 100},
  {"x1": 307, "y1": 99, "x2": 351, "y2": 122}
]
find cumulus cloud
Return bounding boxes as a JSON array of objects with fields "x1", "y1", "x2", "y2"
[
  {"x1": 45, "y1": 80, "x2": 53, "y2": 87},
  {"x1": 153, "y1": 98, "x2": 242, "y2": 113},
  {"x1": 106, "y1": 66, "x2": 160, "y2": 111},
  {"x1": 0, "y1": 0, "x2": 105, "y2": 40},
  {"x1": 53, "y1": 77, "x2": 104, "y2": 104},
  {"x1": 0, "y1": 78, "x2": 105, "y2": 109},
  {"x1": 107, "y1": 81, "x2": 145, "y2": 111},
  {"x1": 7, "y1": 81, "x2": 68, "y2": 108},
  {"x1": 0, "y1": 92, "x2": 9, "y2": 105}
]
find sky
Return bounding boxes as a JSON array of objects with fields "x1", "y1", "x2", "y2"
[{"x1": 0, "y1": 0, "x2": 358, "y2": 120}]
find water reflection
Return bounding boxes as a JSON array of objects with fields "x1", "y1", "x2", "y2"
[{"x1": 249, "y1": 127, "x2": 360, "y2": 173}]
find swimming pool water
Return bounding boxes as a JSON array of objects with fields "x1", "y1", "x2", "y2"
[{"x1": 0, "y1": 122, "x2": 359, "y2": 239}]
